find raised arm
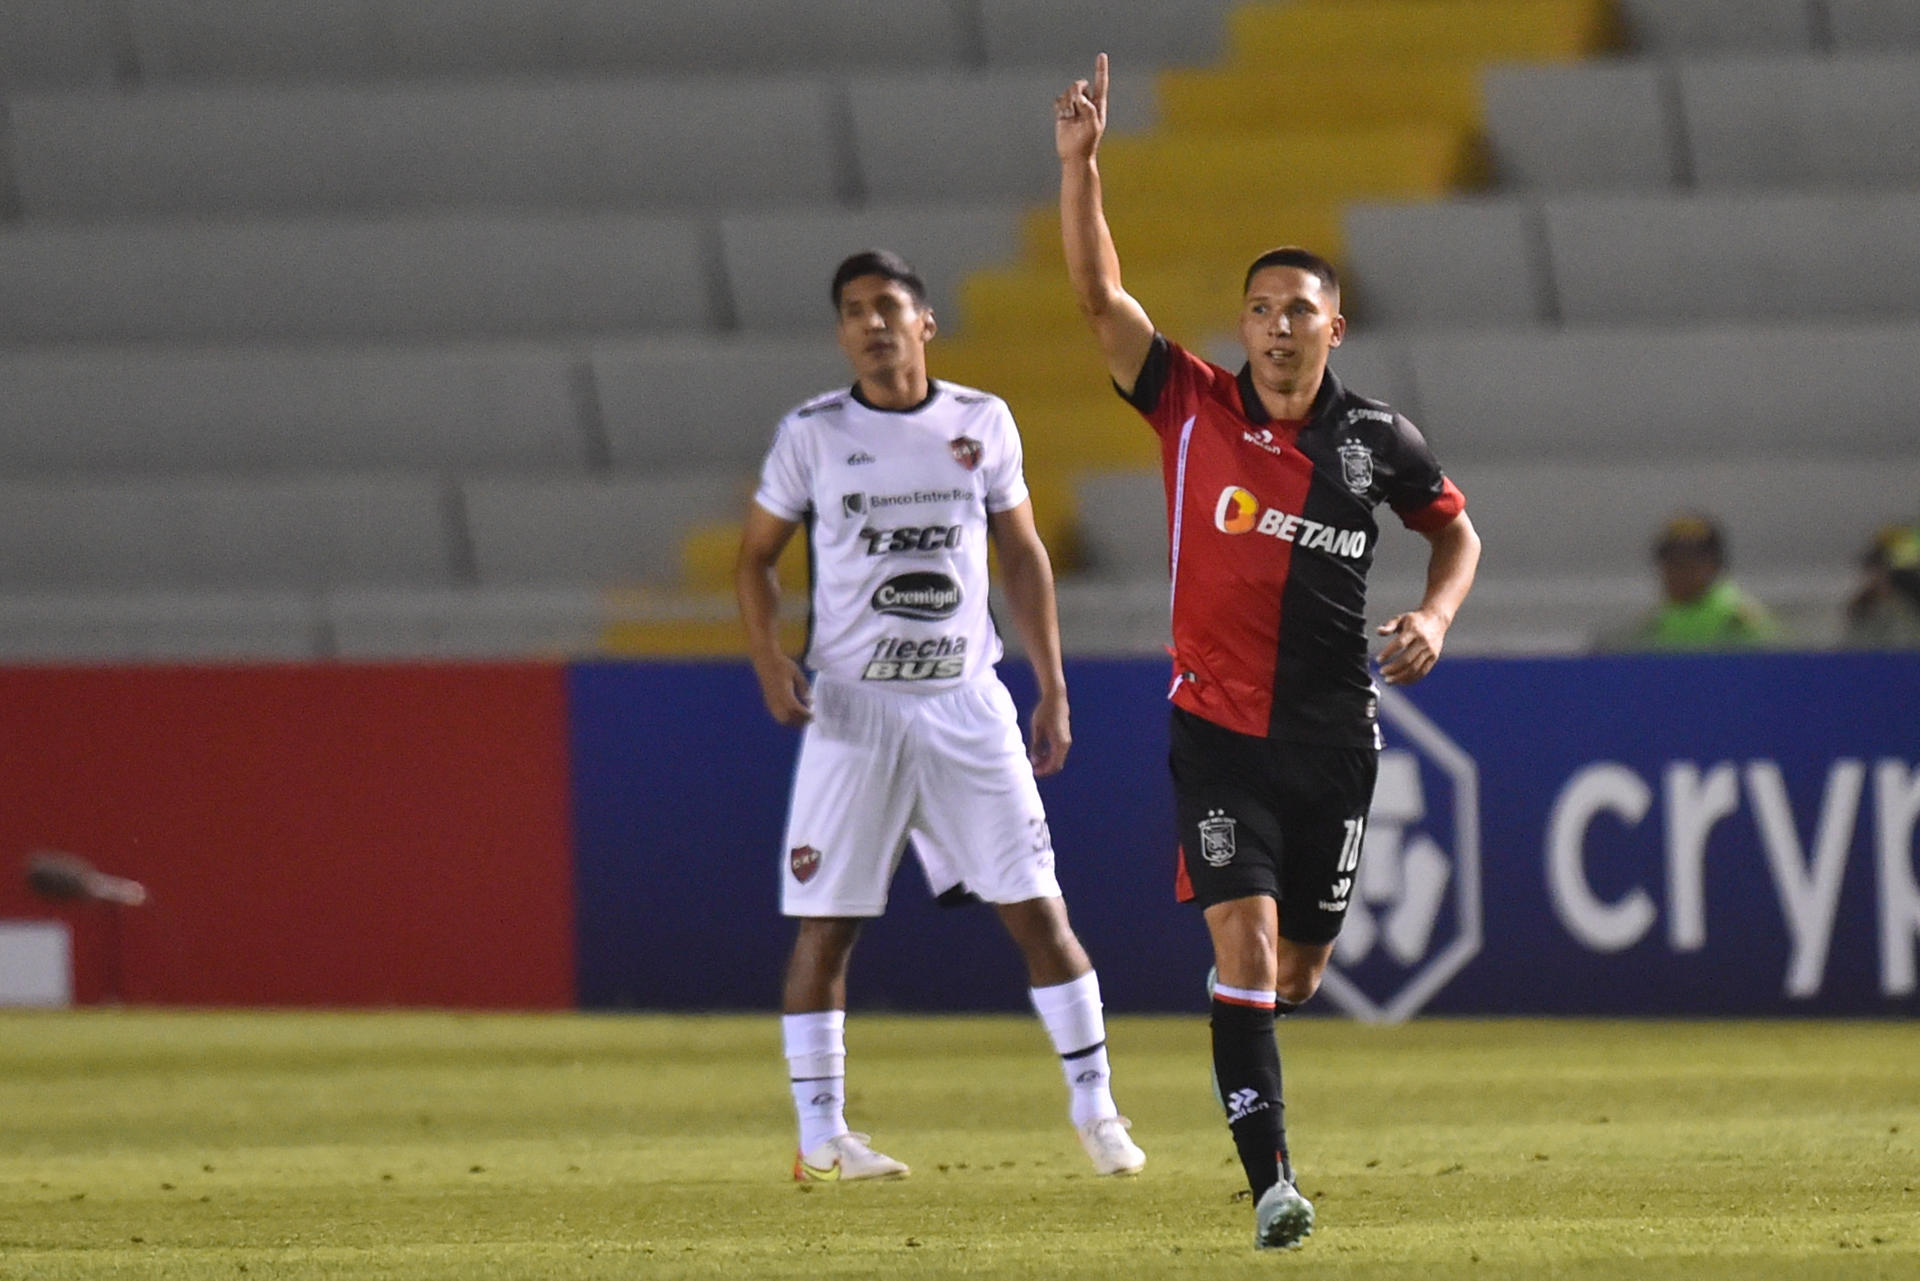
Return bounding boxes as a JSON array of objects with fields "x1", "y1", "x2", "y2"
[
  {"x1": 1055, "y1": 53, "x2": 1155, "y2": 394},
  {"x1": 987, "y1": 500, "x2": 1071, "y2": 777},
  {"x1": 735, "y1": 502, "x2": 812, "y2": 726}
]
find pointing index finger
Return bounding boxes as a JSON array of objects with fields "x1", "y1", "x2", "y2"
[{"x1": 1092, "y1": 52, "x2": 1109, "y2": 107}]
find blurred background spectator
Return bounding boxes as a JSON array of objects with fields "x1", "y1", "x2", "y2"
[
  {"x1": 1597, "y1": 513, "x2": 1778, "y2": 652},
  {"x1": 1844, "y1": 521, "x2": 1920, "y2": 649}
]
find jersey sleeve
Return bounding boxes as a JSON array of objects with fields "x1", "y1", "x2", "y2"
[
  {"x1": 983, "y1": 400, "x2": 1031, "y2": 513},
  {"x1": 1380, "y1": 413, "x2": 1467, "y2": 533},
  {"x1": 1115, "y1": 334, "x2": 1227, "y2": 437},
  {"x1": 751, "y1": 416, "x2": 813, "y2": 521}
]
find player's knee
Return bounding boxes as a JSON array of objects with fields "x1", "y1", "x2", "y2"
[{"x1": 1274, "y1": 969, "x2": 1320, "y2": 1007}]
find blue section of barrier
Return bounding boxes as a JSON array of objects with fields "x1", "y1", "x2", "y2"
[
  {"x1": 571, "y1": 653, "x2": 1920, "y2": 1017},
  {"x1": 567, "y1": 659, "x2": 1209, "y2": 1013}
]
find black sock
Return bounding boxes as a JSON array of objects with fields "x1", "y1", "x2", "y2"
[{"x1": 1211, "y1": 997, "x2": 1291, "y2": 1197}]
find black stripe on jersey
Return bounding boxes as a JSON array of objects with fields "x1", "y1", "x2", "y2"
[{"x1": 800, "y1": 505, "x2": 818, "y2": 666}]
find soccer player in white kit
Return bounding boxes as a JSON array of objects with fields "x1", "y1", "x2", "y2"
[{"x1": 736, "y1": 250, "x2": 1146, "y2": 1183}]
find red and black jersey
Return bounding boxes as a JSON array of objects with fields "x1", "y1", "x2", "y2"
[{"x1": 1120, "y1": 335, "x2": 1465, "y2": 746}]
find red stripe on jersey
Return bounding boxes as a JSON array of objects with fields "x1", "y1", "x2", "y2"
[{"x1": 1398, "y1": 475, "x2": 1467, "y2": 533}]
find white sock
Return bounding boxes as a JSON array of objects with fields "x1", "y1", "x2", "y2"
[
  {"x1": 782, "y1": 1010, "x2": 847, "y2": 1154},
  {"x1": 1029, "y1": 971, "x2": 1119, "y2": 1127}
]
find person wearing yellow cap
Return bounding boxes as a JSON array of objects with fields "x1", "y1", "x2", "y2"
[{"x1": 1604, "y1": 513, "x2": 1779, "y2": 651}]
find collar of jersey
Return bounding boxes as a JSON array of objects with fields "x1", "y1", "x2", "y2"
[
  {"x1": 850, "y1": 380, "x2": 941, "y2": 415},
  {"x1": 1235, "y1": 362, "x2": 1343, "y2": 430}
]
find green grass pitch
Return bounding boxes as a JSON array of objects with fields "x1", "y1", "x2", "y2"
[{"x1": 1, "y1": 1012, "x2": 1914, "y2": 1279}]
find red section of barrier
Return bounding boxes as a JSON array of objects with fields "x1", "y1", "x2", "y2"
[{"x1": 0, "y1": 664, "x2": 574, "y2": 1008}]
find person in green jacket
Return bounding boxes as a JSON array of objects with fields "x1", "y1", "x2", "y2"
[{"x1": 1603, "y1": 513, "x2": 1779, "y2": 651}]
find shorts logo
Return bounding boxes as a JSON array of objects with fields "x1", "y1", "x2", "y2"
[
  {"x1": 789, "y1": 845, "x2": 822, "y2": 884},
  {"x1": 1337, "y1": 440, "x2": 1375, "y2": 495},
  {"x1": 1198, "y1": 809, "x2": 1237, "y2": 867},
  {"x1": 842, "y1": 493, "x2": 865, "y2": 517},
  {"x1": 949, "y1": 436, "x2": 983, "y2": 471}
]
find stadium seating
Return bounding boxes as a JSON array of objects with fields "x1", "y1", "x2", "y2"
[
  {"x1": 1827, "y1": 0, "x2": 1920, "y2": 51},
  {"x1": 0, "y1": 590, "x2": 323, "y2": 661},
  {"x1": 117, "y1": 0, "x2": 972, "y2": 81},
  {"x1": 1, "y1": 0, "x2": 1915, "y2": 660},
  {"x1": 1613, "y1": 0, "x2": 1815, "y2": 52},
  {"x1": 1480, "y1": 62, "x2": 1678, "y2": 192},
  {"x1": 1683, "y1": 55, "x2": 1920, "y2": 188},
  {"x1": 0, "y1": 474, "x2": 456, "y2": 589},
  {"x1": 461, "y1": 473, "x2": 750, "y2": 588},
  {"x1": 720, "y1": 205, "x2": 1027, "y2": 333},
  {"x1": 8, "y1": 77, "x2": 845, "y2": 217},
  {"x1": 0, "y1": 342, "x2": 590, "y2": 471},
  {"x1": 0, "y1": 214, "x2": 714, "y2": 342}
]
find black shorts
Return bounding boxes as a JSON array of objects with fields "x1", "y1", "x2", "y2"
[{"x1": 1169, "y1": 706, "x2": 1378, "y2": 944}]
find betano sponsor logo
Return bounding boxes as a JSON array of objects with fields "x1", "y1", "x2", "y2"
[{"x1": 1212, "y1": 486, "x2": 1368, "y2": 559}]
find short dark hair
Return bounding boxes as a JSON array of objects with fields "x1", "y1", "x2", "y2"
[
  {"x1": 1243, "y1": 246, "x2": 1340, "y2": 298},
  {"x1": 831, "y1": 249, "x2": 927, "y2": 310}
]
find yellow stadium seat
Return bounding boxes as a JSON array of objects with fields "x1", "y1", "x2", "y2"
[
  {"x1": 1230, "y1": 0, "x2": 1620, "y2": 66},
  {"x1": 1096, "y1": 126, "x2": 1479, "y2": 206},
  {"x1": 1019, "y1": 202, "x2": 1348, "y2": 273},
  {"x1": 1158, "y1": 62, "x2": 1484, "y2": 134}
]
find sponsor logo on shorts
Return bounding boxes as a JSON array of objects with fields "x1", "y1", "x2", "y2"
[
  {"x1": 1028, "y1": 816, "x2": 1053, "y2": 854},
  {"x1": 870, "y1": 572, "x2": 962, "y2": 621},
  {"x1": 1199, "y1": 808, "x2": 1238, "y2": 867},
  {"x1": 949, "y1": 436, "x2": 983, "y2": 471},
  {"x1": 863, "y1": 635, "x2": 967, "y2": 682},
  {"x1": 1212, "y1": 485, "x2": 1368, "y2": 559},
  {"x1": 789, "y1": 845, "x2": 822, "y2": 884}
]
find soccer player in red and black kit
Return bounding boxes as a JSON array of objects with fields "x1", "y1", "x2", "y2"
[{"x1": 1055, "y1": 55, "x2": 1482, "y2": 1250}]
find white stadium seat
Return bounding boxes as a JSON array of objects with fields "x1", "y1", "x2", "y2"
[
  {"x1": 1480, "y1": 61, "x2": 1679, "y2": 192},
  {"x1": 1828, "y1": 0, "x2": 1920, "y2": 51},
  {"x1": 846, "y1": 71, "x2": 1156, "y2": 205},
  {"x1": 0, "y1": 214, "x2": 714, "y2": 343},
  {"x1": 119, "y1": 0, "x2": 969, "y2": 81},
  {"x1": 0, "y1": 591, "x2": 322, "y2": 662},
  {"x1": 1614, "y1": 0, "x2": 1815, "y2": 53},
  {"x1": 9, "y1": 77, "x2": 842, "y2": 218},
  {"x1": 0, "y1": 0, "x2": 118, "y2": 90},
  {"x1": 720, "y1": 205, "x2": 1026, "y2": 333},
  {"x1": 1683, "y1": 55, "x2": 1920, "y2": 189},
  {"x1": 1545, "y1": 191, "x2": 1920, "y2": 325},
  {"x1": 0, "y1": 474, "x2": 457, "y2": 589},
  {"x1": 0, "y1": 342, "x2": 590, "y2": 472},
  {"x1": 592, "y1": 337, "x2": 852, "y2": 472},
  {"x1": 977, "y1": 0, "x2": 1235, "y2": 70},
  {"x1": 1407, "y1": 323, "x2": 1920, "y2": 461},
  {"x1": 1343, "y1": 197, "x2": 1551, "y2": 328},
  {"x1": 462, "y1": 473, "x2": 750, "y2": 587}
]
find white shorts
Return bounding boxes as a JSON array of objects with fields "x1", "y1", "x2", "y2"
[{"x1": 780, "y1": 674, "x2": 1061, "y2": 917}]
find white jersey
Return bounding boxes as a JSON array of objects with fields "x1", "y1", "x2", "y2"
[{"x1": 753, "y1": 380, "x2": 1030, "y2": 693}]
